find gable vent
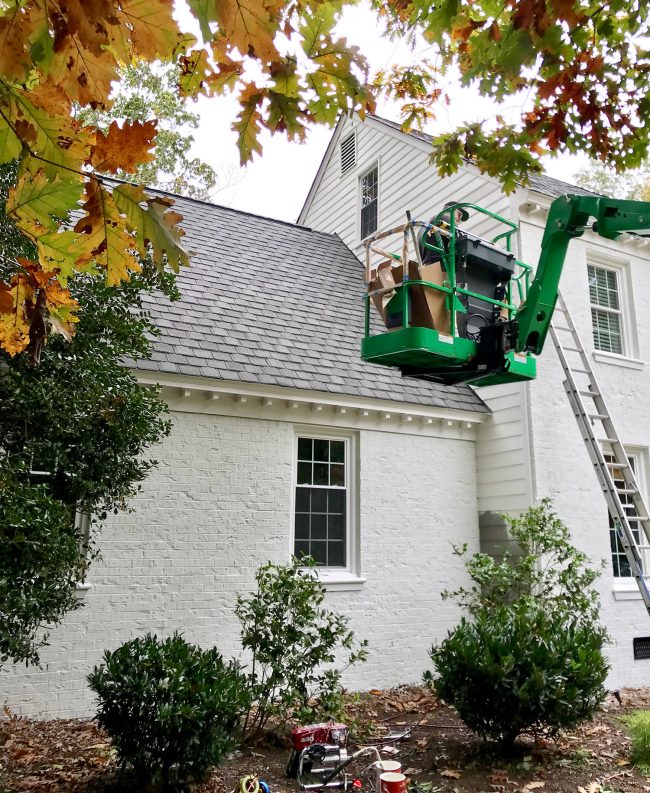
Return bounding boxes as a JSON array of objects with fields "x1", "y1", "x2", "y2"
[{"x1": 339, "y1": 132, "x2": 356, "y2": 175}]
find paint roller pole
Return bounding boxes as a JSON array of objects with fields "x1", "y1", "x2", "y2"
[{"x1": 406, "y1": 210, "x2": 424, "y2": 267}]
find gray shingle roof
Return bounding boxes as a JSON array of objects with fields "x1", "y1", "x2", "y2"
[{"x1": 139, "y1": 193, "x2": 488, "y2": 413}]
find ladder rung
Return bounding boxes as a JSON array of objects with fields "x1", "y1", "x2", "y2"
[
  {"x1": 589, "y1": 413, "x2": 608, "y2": 421},
  {"x1": 606, "y1": 461, "x2": 628, "y2": 468},
  {"x1": 553, "y1": 325, "x2": 573, "y2": 332},
  {"x1": 563, "y1": 346, "x2": 584, "y2": 353},
  {"x1": 579, "y1": 389, "x2": 600, "y2": 398},
  {"x1": 618, "y1": 488, "x2": 638, "y2": 495},
  {"x1": 571, "y1": 367, "x2": 592, "y2": 374}
]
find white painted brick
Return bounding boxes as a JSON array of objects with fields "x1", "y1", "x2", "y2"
[{"x1": 1, "y1": 412, "x2": 480, "y2": 718}]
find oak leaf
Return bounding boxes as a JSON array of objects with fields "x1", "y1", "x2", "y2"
[
  {"x1": 0, "y1": 268, "x2": 35, "y2": 356},
  {"x1": 74, "y1": 180, "x2": 140, "y2": 286},
  {"x1": 89, "y1": 120, "x2": 157, "y2": 174},
  {"x1": 120, "y1": 0, "x2": 184, "y2": 60},
  {"x1": 113, "y1": 183, "x2": 189, "y2": 271},
  {"x1": 0, "y1": 5, "x2": 37, "y2": 82},
  {"x1": 7, "y1": 169, "x2": 83, "y2": 231},
  {"x1": 216, "y1": 0, "x2": 280, "y2": 63},
  {"x1": 232, "y1": 84, "x2": 266, "y2": 164}
]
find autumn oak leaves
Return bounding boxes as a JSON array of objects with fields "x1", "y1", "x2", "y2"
[
  {"x1": 0, "y1": 0, "x2": 374, "y2": 359},
  {"x1": 1, "y1": 0, "x2": 648, "y2": 359}
]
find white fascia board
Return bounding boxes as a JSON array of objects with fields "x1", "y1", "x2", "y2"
[{"x1": 134, "y1": 370, "x2": 487, "y2": 430}]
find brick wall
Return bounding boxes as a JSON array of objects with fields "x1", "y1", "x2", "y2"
[{"x1": 0, "y1": 409, "x2": 480, "y2": 718}]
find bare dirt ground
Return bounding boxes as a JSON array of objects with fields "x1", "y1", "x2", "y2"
[{"x1": 2, "y1": 686, "x2": 650, "y2": 793}]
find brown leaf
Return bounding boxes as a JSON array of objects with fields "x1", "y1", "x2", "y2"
[
  {"x1": 90, "y1": 119, "x2": 157, "y2": 173},
  {"x1": 522, "y1": 782, "x2": 545, "y2": 791},
  {"x1": 440, "y1": 769, "x2": 462, "y2": 779}
]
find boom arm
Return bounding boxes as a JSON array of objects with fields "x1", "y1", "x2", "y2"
[{"x1": 515, "y1": 194, "x2": 650, "y2": 355}]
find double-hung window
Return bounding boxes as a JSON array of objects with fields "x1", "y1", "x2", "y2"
[
  {"x1": 588, "y1": 263, "x2": 624, "y2": 355},
  {"x1": 294, "y1": 435, "x2": 349, "y2": 568},
  {"x1": 360, "y1": 164, "x2": 378, "y2": 240}
]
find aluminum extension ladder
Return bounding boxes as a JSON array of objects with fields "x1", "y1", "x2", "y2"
[{"x1": 549, "y1": 291, "x2": 650, "y2": 615}]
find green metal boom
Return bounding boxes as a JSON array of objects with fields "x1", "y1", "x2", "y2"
[{"x1": 516, "y1": 194, "x2": 650, "y2": 355}]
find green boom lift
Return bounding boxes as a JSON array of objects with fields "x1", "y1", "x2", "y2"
[
  {"x1": 361, "y1": 194, "x2": 650, "y2": 387},
  {"x1": 361, "y1": 192, "x2": 650, "y2": 615}
]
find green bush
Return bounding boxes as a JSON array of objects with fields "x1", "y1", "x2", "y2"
[
  {"x1": 235, "y1": 557, "x2": 368, "y2": 740},
  {"x1": 625, "y1": 710, "x2": 650, "y2": 771},
  {"x1": 88, "y1": 632, "x2": 249, "y2": 790},
  {"x1": 431, "y1": 601, "x2": 608, "y2": 745},
  {"x1": 427, "y1": 499, "x2": 609, "y2": 746}
]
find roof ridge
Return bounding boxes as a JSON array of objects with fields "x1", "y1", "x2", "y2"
[{"x1": 102, "y1": 174, "x2": 345, "y2": 239}]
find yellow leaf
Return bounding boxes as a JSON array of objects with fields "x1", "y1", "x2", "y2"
[
  {"x1": 74, "y1": 180, "x2": 140, "y2": 286},
  {"x1": 113, "y1": 184, "x2": 189, "y2": 272},
  {"x1": 5, "y1": 82, "x2": 92, "y2": 175},
  {"x1": 232, "y1": 83, "x2": 265, "y2": 164},
  {"x1": 7, "y1": 168, "x2": 83, "y2": 232},
  {"x1": 0, "y1": 111, "x2": 23, "y2": 166},
  {"x1": 216, "y1": 0, "x2": 280, "y2": 62},
  {"x1": 48, "y1": 36, "x2": 119, "y2": 110},
  {"x1": 119, "y1": 0, "x2": 185, "y2": 60},
  {"x1": 0, "y1": 270, "x2": 35, "y2": 356}
]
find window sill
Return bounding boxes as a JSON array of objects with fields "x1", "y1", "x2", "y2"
[
  {"x1": 592, "y1": 351, "x2": 644, "y2": 370},
  {"x1": 317, "y1": 570, "x2": 366, "y2": 592},
  {"x1": 75, "y1": 582, "x2": 93, "y2": 596},
  {"x1": 612, "y1": 580, "x2": 642, "y2": 600}
]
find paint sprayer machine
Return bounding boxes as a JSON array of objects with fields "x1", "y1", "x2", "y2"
[{"x1": 286, "y1": 721, "x2": 386, "y2": 791}]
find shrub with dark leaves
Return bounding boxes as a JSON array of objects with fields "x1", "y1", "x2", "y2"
[
  {"x1": 426, "y1": 499, "x2": 609, "y2": 746},
  {"x1": 88, "y1": 632, "x2": 249, "y2": 790}
]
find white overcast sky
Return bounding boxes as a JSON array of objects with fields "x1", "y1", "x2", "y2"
[{"x1": 173, "y1": 2, "x2": 586, "y2": 222}]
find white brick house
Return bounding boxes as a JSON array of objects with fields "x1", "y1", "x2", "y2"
[
  {"x1": 3, "y1": 116, "x2": 649, "y2": 718},
  {"x1": 1, "y1": 197, "x2": 488, "y2": 718},
  {"x1": 299, "y1": 113, "x2": 650, "y2": 689}
]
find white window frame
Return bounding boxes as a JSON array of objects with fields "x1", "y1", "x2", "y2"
[
  {"x1": 339, "y1": 130, "x2": 357, "y2": 176},
  {"x1": 358, "y1": 161, "x2": 379, "y2": 243},
  {"x1": 586, "y1": 252, "x2": 639, "y2": 363},
  {"x1": 291, "y1": 428, "x2": 363, "y2": 590}
]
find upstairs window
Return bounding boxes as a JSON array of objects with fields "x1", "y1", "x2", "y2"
[
  {"x1": 339, "y1": 132, "x2": 356, "y2": 175},
  {"x1": 360, "y1": 165, "x2": 378, "y2": 240},
  {"x1": 588, "y1": 264, "x2": 624, "y2": 354},
  {"x1": 294, "y1": 435, "x2": 348, "y2": 568}
]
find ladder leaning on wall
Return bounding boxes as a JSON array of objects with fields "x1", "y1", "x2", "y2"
[{"x1": 549, "y1": 291, "x2": 650, "y2": 615}]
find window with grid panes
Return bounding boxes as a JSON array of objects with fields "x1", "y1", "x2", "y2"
[
  {"x1": 360, "y1": 165, "x2": 378, "y2": 239},
  {"x1": 588, "y1": 264, "x2": 624, "y2": 354},
  {"x1": 294, "y1": 437, "x2": 347, "y2": 567},
  {"x1": 606, "y1": 453, "x2": 641, "y2": 577}
]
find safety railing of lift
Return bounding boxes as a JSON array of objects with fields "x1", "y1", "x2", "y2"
[{"x1": 363, "y1": 202, "x2": 533, "y2": 339}]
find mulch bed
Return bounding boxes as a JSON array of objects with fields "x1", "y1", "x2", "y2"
[{"x1": 2, "y1": 687, "x2": 650, "y2": 793}]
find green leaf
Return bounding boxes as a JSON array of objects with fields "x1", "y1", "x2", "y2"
[
  {"x1": 187, "y1": 0, "x2": 216, "y2": 42},
  {"x1": 7, "y1": 167, "x2": 82, "y2": 231}
]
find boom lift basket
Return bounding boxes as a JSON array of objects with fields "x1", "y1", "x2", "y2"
[{"x1": 361, "y1": 202, "x2": 537, "y2": 386}]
